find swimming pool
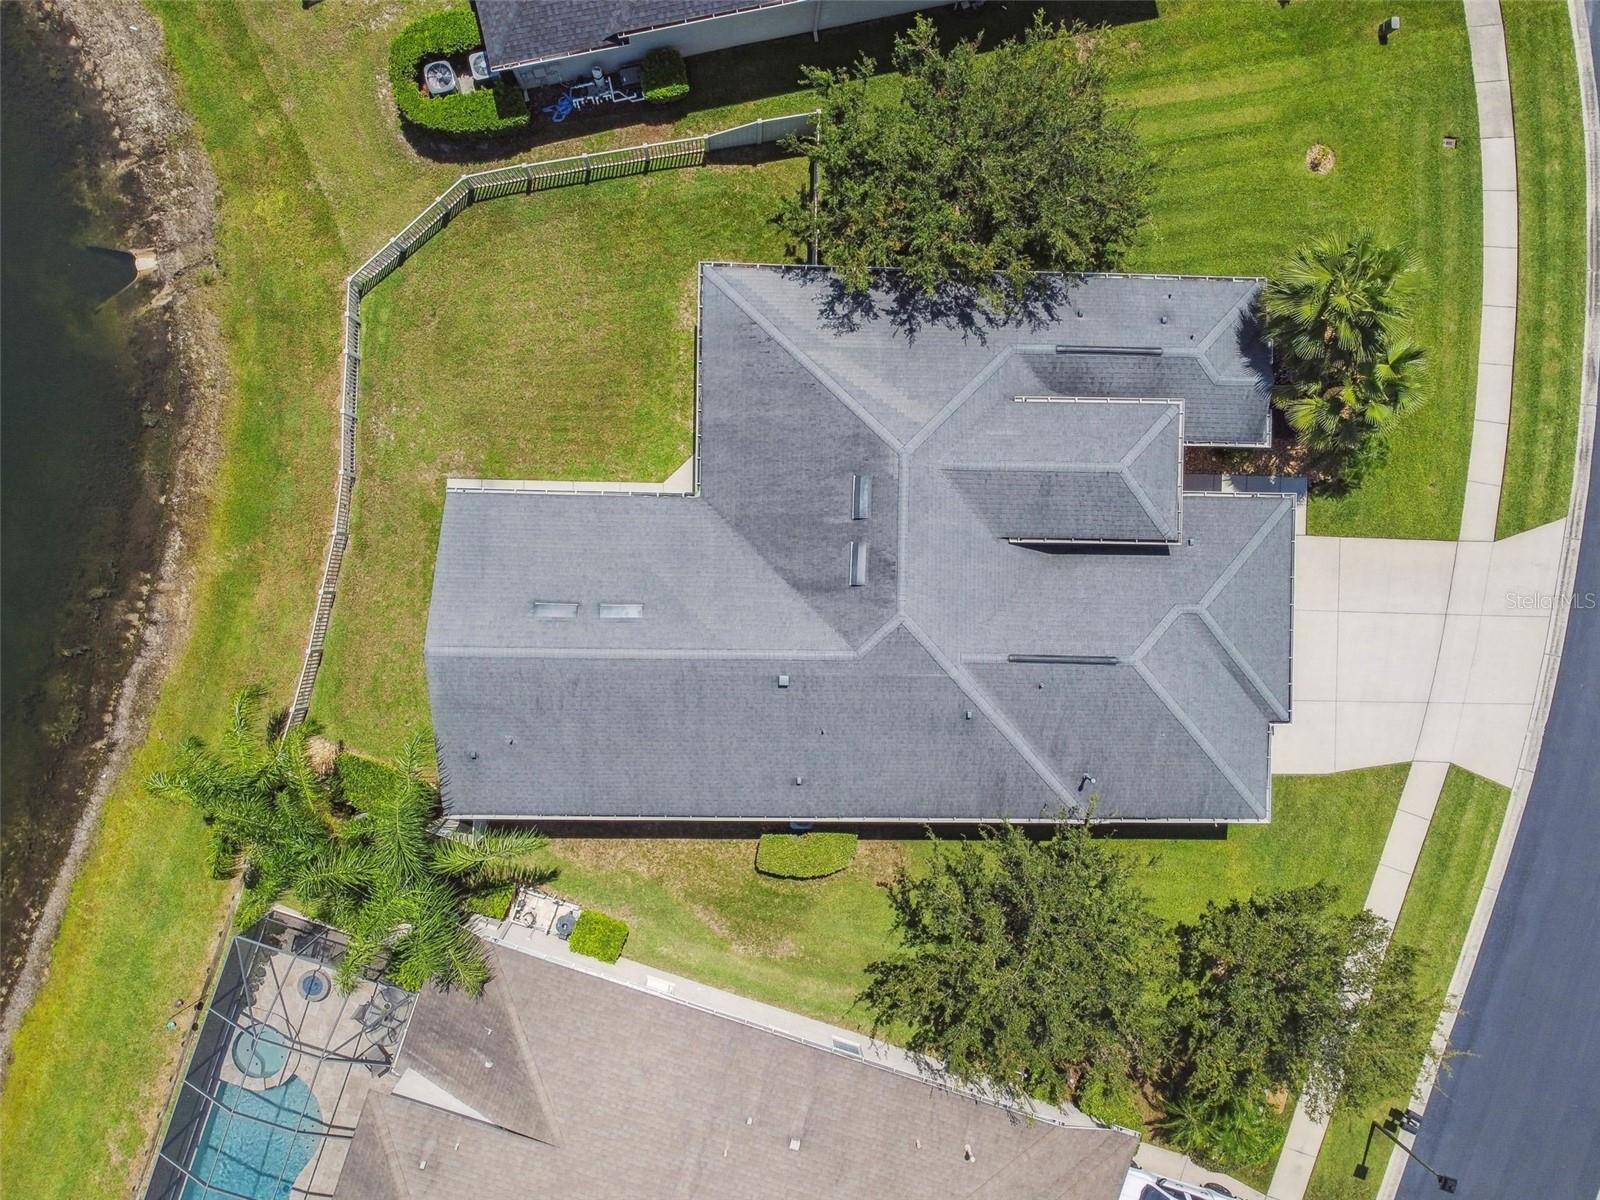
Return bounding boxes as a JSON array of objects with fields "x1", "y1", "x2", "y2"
[
  {"x1": 182, "y1": 1076, "x2": 322, "y2": 1200},
  {"x1": 231, "y1": 1023, "x2": 291, "y2": 1079}
]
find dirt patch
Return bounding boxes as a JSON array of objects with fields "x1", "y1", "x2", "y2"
[
  {"x1": 0, "y1": 0, "x2": 225, "y2": 1079},
  {"x1": 1305, "y1": 142, "x2": 1336, "y2": 175}
]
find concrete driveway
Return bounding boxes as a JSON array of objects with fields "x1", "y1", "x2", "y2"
[{"x1": 1273, "y1": 518, "x2": 1567, "y2": 786}]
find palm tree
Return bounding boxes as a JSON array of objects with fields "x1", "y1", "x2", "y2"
[
  {"x1": 149, "y1": 686, "x2": 352, "y2": 931},
  {"x1": 151, "y1": 688, "x2": 547, "y2": 995},
  {"x1": 1262, "y1": 232, "x2": 1426, "y2": 459},
  {"x1": 332, "y1": 734, "x2": 547, "y2": 994},
  {"x1": 1276, "y1": 335, "x2": 1426, "y2": 453}
]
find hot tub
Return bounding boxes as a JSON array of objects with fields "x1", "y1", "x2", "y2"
[{"x1": 231, "y1": 1022, "x2": 292, "y2": 1079}]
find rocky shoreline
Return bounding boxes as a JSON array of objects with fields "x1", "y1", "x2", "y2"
[{"x1": 0, "y1": 0, "x2": 223, "y2": 1071}]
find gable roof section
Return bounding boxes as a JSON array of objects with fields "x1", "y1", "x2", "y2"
[
  {"x1": 939, "y1": 396, "x2": 1183, "y2": 543},
  {"x1": 425, "y1": 264, "x2": 1291, "y2": 823},
  {"x1": 334, "y1": 947, "x2": 1136, "y2": 1200},
  {"x1": 475, "y1": 1, "x2": 796, "y2": 71}
]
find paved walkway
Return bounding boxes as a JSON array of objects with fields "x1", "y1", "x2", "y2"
[{"x1": 1266, "y1": 4, "x2": 1530, "y2": 1194}]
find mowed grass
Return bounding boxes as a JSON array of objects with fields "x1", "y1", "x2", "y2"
[
  {"x1": 0, "y1": 5, "x2": 348, "y2": 1198},
  {"x1": 1497, "y1": 1, "x2": 1586, "y2": 537},
  {"x1": 1307, "y1": 768, "x2": 1511, "y2": 1200},
  {"x1": 1103, "y1": 1, "x2": 1481, "y2": 539},
  {"x1": 531, "y1": 768, "x2": 1407, "y2": 1032},
  {"x1": 312, "y1": 160, "x2": 804, "y2": 753}
]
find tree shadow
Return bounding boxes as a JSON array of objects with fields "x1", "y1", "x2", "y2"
[{"x1": 799, "y1": 267, "x2": 1078, "y2": 344}]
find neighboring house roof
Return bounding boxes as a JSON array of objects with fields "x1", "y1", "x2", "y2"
[
  {"x1": 333, "y1": 946, "x2": 1136, "y2": 1200},
  {"x1": 474, "y1": 0, "x2": 797, "y2": 71},
  {"x1": 425, "y1": 264, "x2": 1292, "y2": 824}
]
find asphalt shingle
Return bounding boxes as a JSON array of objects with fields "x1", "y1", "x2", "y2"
[{"x1": 424, "y1": 264, "x2": 1292, "y2": 823}]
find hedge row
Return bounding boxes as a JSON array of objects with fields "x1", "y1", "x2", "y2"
[
  {"x1": 568, "y1": 909, "x2": 630, "y2": 962},
  {"x1": 755, "y1": 832, "x2": 858, "y2": 879},
  {"x1": 463, "y1": 884, "x2": 516, "y2": 921},
  {"x1": 388, "y1": 9, "x2": 528, "y2": 139},
  {"x1": 642, "y1": 48, "x2": 690, "y2": 104}
]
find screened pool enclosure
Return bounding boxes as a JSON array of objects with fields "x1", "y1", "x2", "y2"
[{"x1": 144, "y1": 912, "x2": 415, "y2": 1200}]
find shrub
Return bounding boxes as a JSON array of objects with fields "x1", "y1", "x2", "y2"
[
  {"x1": 755, "y1": 832, "x2": 858, "y2": 879},
  {"x1": 464, "y1": 884, "x2": 516, "y2": 921},
  {"x1": 642, "y1": 47, "x2": 689, "y2": 104},
  {"x1": 568, "y1": 910, "x2": 629, "y2": 962},
  {"x1": 1075, "y1": 1063, "x2": 1144, "y2": 1131},
  {"x1": 387, "y1": 9, "x2": 528, "y2": 139}
]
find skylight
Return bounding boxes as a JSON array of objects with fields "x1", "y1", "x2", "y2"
[
  {"x1": 598, "y1": 602, "x2": 644, "y2": 619},
  {"x1": 532, "y1": 601, "x2": 578, "y2": 619}
]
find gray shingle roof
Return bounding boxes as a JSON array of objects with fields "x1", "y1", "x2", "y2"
[
  {"x1": 425, "y1": 264, "x2": 1291, "y2": 823},
  {"x1": 334, "y1": 947, "x2": 1136, "y2": 1200},
  {"x1": 474, "y1": 0, "x2": 793, "y2": 70}
]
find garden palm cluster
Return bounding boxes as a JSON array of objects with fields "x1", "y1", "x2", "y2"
[
  {"x1": 149, "y1": 686, "x2": 547, "y2": 995},
  {"x1": 1264, "y1": 232, "x2": 1427, "y2": 484}
]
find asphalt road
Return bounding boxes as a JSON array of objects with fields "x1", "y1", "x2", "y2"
[{"x1": 1395, "y1": 15, "x2": 1600, "y2": 1195}]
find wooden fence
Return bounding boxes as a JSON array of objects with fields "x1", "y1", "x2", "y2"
[{"x1": 287, "y1": 112, "x2": 816, "y2": 725}]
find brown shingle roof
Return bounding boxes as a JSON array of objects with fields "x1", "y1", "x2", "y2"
[{"x1": 337, "y1": 947, "x2": 1135, "y2": 1199}]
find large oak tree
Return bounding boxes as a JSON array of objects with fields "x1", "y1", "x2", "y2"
[{"x1": 779, "y1": 13, "x2": 1156, "y2": 307}]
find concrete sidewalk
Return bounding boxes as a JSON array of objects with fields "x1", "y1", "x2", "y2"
[{"x1": 1265, "y1": 3, "x2": 1534, "y2": 1194}]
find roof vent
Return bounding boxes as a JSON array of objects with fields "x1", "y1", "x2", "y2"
[
  {"x1": 848, "y1": 541, "x2": 868, "y2": 587},
  {"x1": 852, "y1": 473, "x2": 872, "y2": 520},
  {"x1": 532, "y1": 601, "x2": 578, "y2": 619},
  {"x1": 1054, "y1": 344, "x2": 1163, "y2": 357},
  {"x1": 598, "y1": 602, "x2": 644, "y2": 619}
]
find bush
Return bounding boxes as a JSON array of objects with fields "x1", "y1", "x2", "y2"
[
  {"x1": 463, "y1": 884, "x2": 516, "y2": 921},
  {"x1": 387, "y1": 9, "x2": 528, "y2": 139},
  {"x1": 755, "y1": 832, "x2": 858, "y2": 879},
  {"x1": 642, "y1": 47, "x2": 689, "y2": 104},
  {"x1": 1075, "y1": 1063, "x2": 1144, "y2": 1132},
  {"x1": 568, "y1": 910, "x2": 629, "y2": 962}
]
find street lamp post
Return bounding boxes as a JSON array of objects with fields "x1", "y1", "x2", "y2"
[{"x1": 1353, "y1": 1110, "x2": 1458, "y2": 1193}]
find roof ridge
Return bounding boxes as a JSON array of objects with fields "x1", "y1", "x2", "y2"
[
  {"x1": 1117, "y1": 463, "x2": 1178, "y2": 542},
  {"x1": 702, "y1": 266, "x2": 904, "y2": 450},
  {"x1": 1191, "y1": 286, "x2": 1259, "y2": 382},
  {"x1": 900, "y1": 346, "x2": 1021, "y2": 455},
  {"x1": 368, "y1": 1093, "x2": 423, "y2": 1200},
  {"x1": 898, "y1": 616, "x2": 1072, "y2": 803},
  {"x1": 1195, "y1": 608, "x2": 1290, "y2": 722},
  {"x1": 1119, "y1": 404, "x2": 1183, "y2": 541},
  {"x1": 1132, "y1": 657, "x2": 1265, "y2": 819},
  {"x1": 1199, "y1": 494, "x2": 1295, "y2": 608}
]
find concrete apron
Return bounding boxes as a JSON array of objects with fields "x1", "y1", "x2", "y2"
[{"x1": 1272, "y1": 518, "x2": 1567, "y2": 788}]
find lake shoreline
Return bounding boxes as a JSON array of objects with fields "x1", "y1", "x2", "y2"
[{"x1": 0, "y1": 0, "x2": 224, "y2": 1068}]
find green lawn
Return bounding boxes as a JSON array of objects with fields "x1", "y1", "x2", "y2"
[
  {"x1": 529, "y1": 768, "x2": 1407, "y2": 1033},
  {"x1": 1496, "y1": 1, "x2": 1587, "y2": 537},
  {"x1": 1307, "y1": 767, "x2": 1512, "y2": 1200},
  {"x1": 312, "y1": 161, "x2": 803, "y2": 753}
]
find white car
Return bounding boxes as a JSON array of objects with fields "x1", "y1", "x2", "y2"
[{"x1": 1119, "y1": 1166, "x2": 1236, "y2": 1200}]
